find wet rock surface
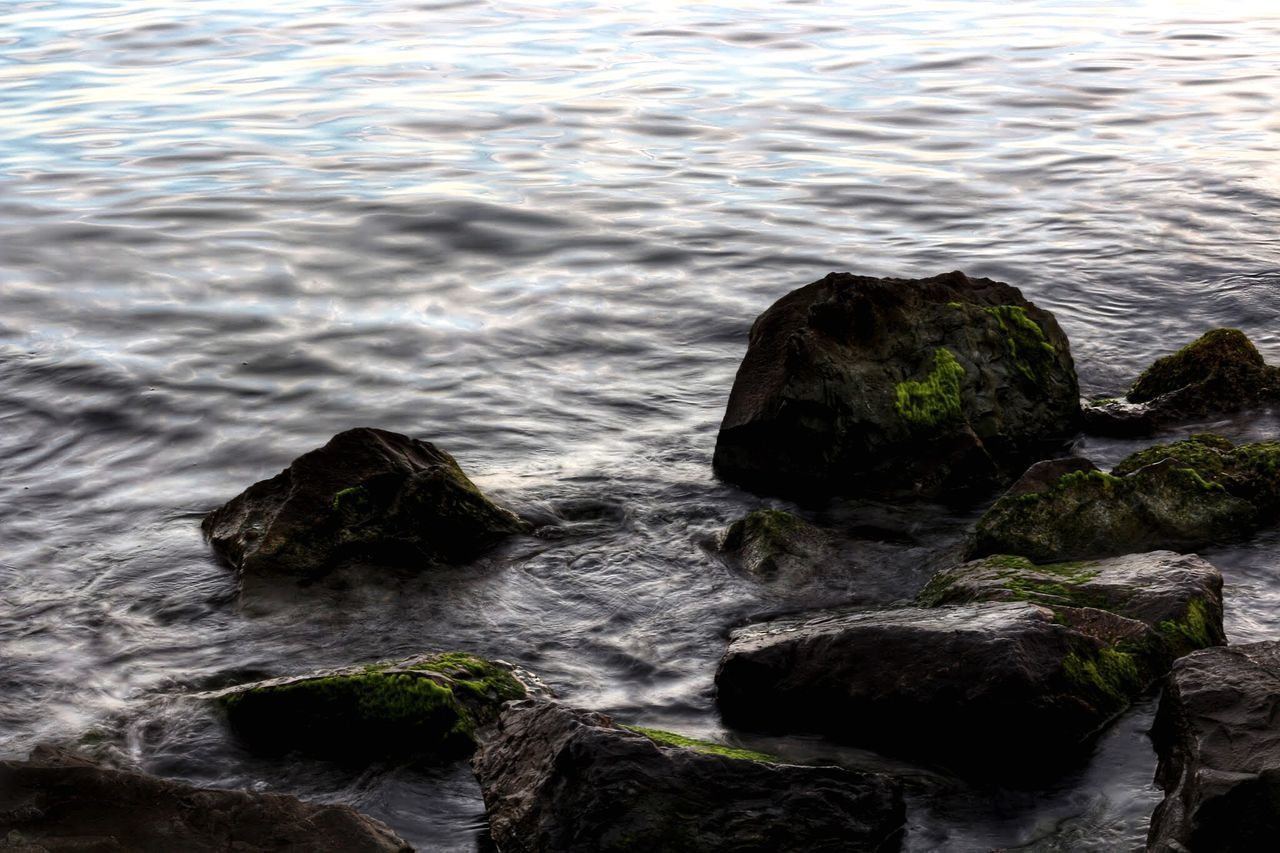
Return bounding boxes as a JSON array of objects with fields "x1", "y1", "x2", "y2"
[
  {"x1": 919, "y1": 550, "x2": 1225, "y2": 660},
  {"x1": 1148, "y1": 642, "x2": 1280, "y2": 852},
  {"x1": 202, "y1": 427, "x2": 529, "y2": 579},
  {"x1": 471, "y1": 699, "x2": 905, "y2": 853},
  {"x1": 0, "y1": 745, "x2": 411, "y2": 852},
  {"x1": 714, "y1": 601, "x2": 1162, "y2": 779},
  {"x1": 210, "y1": 652, "x2": 528, "y2": 764},
  {"x1": 970, "y1": 435, "x2": 1280, "y2": 562},
  {"x1": 718, "y1": 509, "x2": 839, "y2": 585},
  {"x1": 712, "y1": 270, "x2": 1080, "y2": 499}
]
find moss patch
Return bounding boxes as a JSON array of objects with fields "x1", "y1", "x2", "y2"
[
  {"x1": 895, "y1": 347, "x2": 966, "y2": 428},
  {"x1": 219, "y1": 652, "x2": 524, "y2": 763},
  {"x1": 1063, "y1": 644, "x2": 1144, "y2": 710},
  {"x1": 624, "y1": 726, "x2": 779, "y2": 763},
  {"x1": 1156, "y1": 597, "x2": 1222, "y2": 657},
  {"x1": 984, "y1": 305, "x2": 1058, "y2": 384}
]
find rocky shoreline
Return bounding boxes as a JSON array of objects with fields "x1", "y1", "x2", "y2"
[{"x1": 8, "y1": 270, "x2": 1280, "y2": 851}]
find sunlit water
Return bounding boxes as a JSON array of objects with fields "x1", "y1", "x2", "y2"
[{"x1": 2, "y1": 1, "x2": 1279, "y2": 849}]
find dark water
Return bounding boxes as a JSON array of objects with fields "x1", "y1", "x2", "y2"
[{"x1": 2, "y1": 1, "x2": 1280, "y2": 849}]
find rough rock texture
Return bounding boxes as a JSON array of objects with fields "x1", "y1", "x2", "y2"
[
  {"x1": 713, "y1": 271, "x2": 1080, "y2": 499},
  {"x1": 918, "y1": 551, "x2": 1225, "y2": 660},
  {"x1": 715, "y1": 601, "x2": 1166, "y2": 778},
  {"x1": 1079, "y1": 397, "x2": 1157, "y2": 437},
  {"x1": 203, "y1": 427, "x2": 529, "y2": 578},
  {"x1": 718, "y1": 509, "x2": 837, "y2": 585},
  {"x1": 1002, "y1": 456, "x2": 1098, "y2": 497},
  {"x1": 471, "y1": 699, "x2": 905, "y2": 853},
  {"x1": 1129, "y1": 328, "x2": 1280, "y2": 418},
  {"x1": 211, "y1": 652, "x2": 527, "y2": 763},
  {"x1": 1148, "y1": 642, "x2": 1280, "y2": 852},
  {"x1": 0, "y1": 745, "x2": 410, "y2": 852},
  {"x1": 970, "y1": 435, "x2": 1279, "y2": 562}
]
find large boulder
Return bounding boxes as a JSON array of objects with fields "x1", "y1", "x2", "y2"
[
  {"x1": 471, "y1": 699, "x2": 905, "y2": 852},
  {"x1": 714, "y1": 601, "x2": 1167, "y2": 778},
  {"x1": 971, "y1": 435, "x2": 1280, "y2": 562},
  {"x1": 210, "y1": 652, "x2": 527, "y2": 763},
  {"x1": 1148, "y1": 642, "x2": 1280, "y2": 851},
  {"x1": 0, "y1": 745, "x2": 410, "y2": 852},
  {"x1": 918, "y1": 551, "x2": 1225, "y2": 660},
  {"x1": 712, "y1": 271, "x2": 1080, "y2": 498},
  {"x1": 203, "y1": 427, "x2": 529, "y2": 578}
]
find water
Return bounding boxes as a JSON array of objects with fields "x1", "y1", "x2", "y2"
[{"x1": 2, "y1": 0, "x2": 1279, "y2": 849}]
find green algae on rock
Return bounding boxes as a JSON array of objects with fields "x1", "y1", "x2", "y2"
[
  {"x1": 622, "y1": 726, "x2": 779, "y2": 763},
  {"x1": 203, "y1": 427, "x2": 530, "y2": 580},
  {"x1": 213, "y1": 652, "x2": 527, "y2": 763},
  {"x1": 473, "y1": 700, "x2": 905, "y2": 853},
  {"x1": 918, "y1": 550, "x2": 1225, "y2": 661},
  {"x1": 713, "y1": 270, "x2": 1080, "y2": 499},
  {"x1": 718, "y1": 508, "x2": 836, "y2": 585},
  {"x1": 970, "y1": 438, "x2": 1273, "y2": 562},
  {"x1": 1083, "y1": 328, "x2": 1280, "y2": 433}
]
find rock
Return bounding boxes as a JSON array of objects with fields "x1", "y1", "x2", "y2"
[
  {"x1": 1079, "y1": 396, "x2": 1157, "y2": 437},
  {"x1": 918, "y1": 551, "x2": 1225, "y2": 659},
  {"x1": 210, "y1": 652, "x2": 527, "y2": 763},
  {"x1": 714, "y1": 601, "x2": 1166, "y2": 778},
  {"x1": 1002, "y1": 456, "x2": 1098, "y2": 497},
  {"x1": 718, "y1": 509, "x2": 836, "y2": 584},
  {"x1": 1148, "y1": 642, "x2": 1280, "y2": 851},
  {"x1": 471, "y1": 699, "x2": 905, "y2": 853},
  {"x1": 972, "y1": 434, "x2": 1280, "y2": 562},
  {"x1": 1128, "y1": 328, "x2": 1280, "y2": 421},
  {"x1": 0, "y1": 745, "x2": 410, "y2": 852},
  {"x1": 203, "y1": 427, "x2": 529, "y2": 578},
  {"x1": 712, "y1": 271, "x2": 1080, "y2": 499}
]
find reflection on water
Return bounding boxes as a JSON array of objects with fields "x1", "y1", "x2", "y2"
[{"x1": 2, "y1": 1, "x2": 1279, "y2": 849}]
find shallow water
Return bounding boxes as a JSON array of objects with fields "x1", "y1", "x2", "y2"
[{"x1": 2, "y1": 1, "x2": 1279, "y2": 849}]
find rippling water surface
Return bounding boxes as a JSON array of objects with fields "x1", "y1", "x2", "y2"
[{"x1": 3, "y1": 1, "x2": 1280, "y2": 849}]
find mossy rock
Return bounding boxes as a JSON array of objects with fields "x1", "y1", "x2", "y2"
[
  {"x1": 970, "y1": 437, "x2": 1272, "y2": 562},
  {"x1": 718, "y1": 509, "x2": 835, "y2": 585},
  {"x1": 919, "y1": 551, "x2": 1226, "y2": 661},
  {"x1": 213, "y1": 652, "x2": 527, "y2": 763},
  {"x1": 713, "y1": 270, "x2": 1080, "y2": 499},
  {"x1": 203, "y1": 427, "x2": 530, "y2": 579}
]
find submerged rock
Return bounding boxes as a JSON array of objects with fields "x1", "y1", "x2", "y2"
[
  {"x1": 0, "y1": 745, "x2": 410, "y2": 852},
  {"x1": 1082, "y1": 328, "x2": 1280, "y2": 431},
  {"x1": 970, "y1": 434, "x2": 1280, "y2": 562},
  {"x1": 1148, "y1": 642, "x2": 1280, "y2": 851},
  {"x1": 203, "y1": 427, "x2": 529, "y2": 579},
  {"x1": 712, "y1": 270, "x2": 1080, "y2": 499},
  {"x1": 211, "y1": 652, "x2": 527, "y2": 763},
  {"x1": 918, "y1": 551, "x2": 1225, "y2": 660},
  {"x1": 471, "y1": 699, "x2": 905, "y2": 853},
  {"x1": 718, "y1": 509, "x2": 837, "y2": 585},
  {"x1": 714, "y1": 601, "x2": 1166, "y2": 778}
]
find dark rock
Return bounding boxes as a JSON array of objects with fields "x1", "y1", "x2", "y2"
[
  {"x1": 714, "y1": 601, "x2": 1166, "y2": 779},
  {"x1": 1003, "y1": 456, "x2": 1098, "y2": 497},
  {"x1": 918, "y1": 551, "x2": 1225, "y2": 660},
  {"x1": 712, "y1": 271, "x2": 1080, "y2": 499},
  {"x1": 972, "y1": 434, "x2": 1280, "y2": 562},
  {"x1": 0, "y1": 745, "x2": 410, "y2": 852},
  {"x1": 209, "y1": 652, "x2": 528, "y2": 764},
  {"x1": 1148, "y1": 642, "x2": 1280, "y2": 852},
  {"x1": 203, "y1": 427, "x2": 529, "y2": 578},
  {"x1": 719, "y1": 509, "x2": 836, "y2": 585},
  {"x1": 1128, "y1": 328, "x2": 1280, "y2": 421},
  {"x1": 471, "y1": 699, "x2": 905, "y2": 853}
]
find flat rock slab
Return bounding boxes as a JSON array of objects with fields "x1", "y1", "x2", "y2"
[
  {"x1": 919, "y1": 551, "x2": 1225, "y2": 659},
  {"x1": 715, "y1": 601, "x2": 1161, "y2": 778},
  {"x1": 472, "y1": 699, "x2": 905, "y2": 853},
  {"x1": 713, "y1": 270, "x2": 1079, "y2": 499},
  {"x1": 0, "y1": 746, "x2": 410, "y2": 852},
  {"x1": 208, "y1": 652, "x2": 528, "y2": 764},
  {"x1": 203, "y1": 427, "x2": 528, "y2": 579},
  {"x1": 1149, "y1": 642, "x2": 1280, "y2": 852}
]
